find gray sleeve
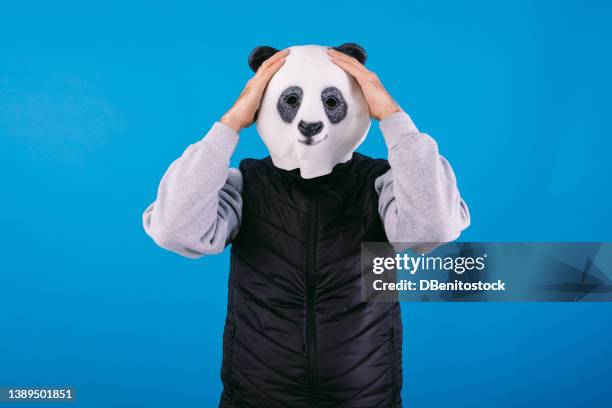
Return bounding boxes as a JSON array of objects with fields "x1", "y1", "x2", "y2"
[
  {"x1": 142, "y1": 122, "x2": 243, "y2": 259},
  {"x1": 375, "y1": 111, "x2": 470, "y2": 251}
]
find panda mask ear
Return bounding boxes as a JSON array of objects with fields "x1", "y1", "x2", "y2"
[
  {"x1": 248, "y1": 46, "x2": 279, "y2": 72},
  {"x1": 332, "y1": 43, "x2": 367, "y2": 64}
]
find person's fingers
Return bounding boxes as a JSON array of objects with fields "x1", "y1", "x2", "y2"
[
  {"x1": 245, "y1": 57, "x2": 286, "y2": 100},
  {"x1": 258, "y1": 49, "x2": 290, "y2": 72},
  {"x1": 249, "y1": 58, "x2": 285, "y2": 95},
  {"x1": 329, "y1": 56, "x2": 368, "y2": 82},
  {"x1": 329, "y1": 56, "x2": 372, "y2": 85},
  {"x1": 252, "y1": 50, "x2": 288, "y2": 86},
  {"x1": 259, "y1": 57, "x2": 286, "y2": 81},
  {"x1": 328, "y1": 48, "x2": 369, "y2": 75}
]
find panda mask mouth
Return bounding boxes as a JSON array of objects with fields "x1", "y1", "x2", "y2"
[{"x1": 297, "y1": 133, "x2": 328, "y2": 146}]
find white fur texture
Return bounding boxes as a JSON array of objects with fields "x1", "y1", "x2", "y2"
[{"x1": 256, "y1": 45, "x2": 371, "y2": 179}]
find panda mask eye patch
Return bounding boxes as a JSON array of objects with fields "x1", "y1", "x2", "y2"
[
  {"x1": 277, "y1": 86, "x2": 303, "y2": 123},
  {"x1": 321, "y1": 86, "x2": 347, "y2": 124}
]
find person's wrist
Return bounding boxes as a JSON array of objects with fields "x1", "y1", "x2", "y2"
[
  {"x1": 220, "y1": 112, "x2": 243, "y2": 133},
  {"x1": 377, "y1": 103, "x2": 401, "y2": 121}
]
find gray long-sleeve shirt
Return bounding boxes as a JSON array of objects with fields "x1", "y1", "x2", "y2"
[{"x1": 143, "y1": 111, "x2": 470, "y2": 258}]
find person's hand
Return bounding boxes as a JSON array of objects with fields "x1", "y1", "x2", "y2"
[
  {"x1": 221, "y1": 49, "x2": 290, "y2": 132},
  {"x1": 328, "y1": 48, "x2": 401, "y2": 121}
]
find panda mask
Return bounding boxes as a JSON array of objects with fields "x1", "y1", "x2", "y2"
[{"x1": 251, "y1": 44, "x2": 371, "y2": 179}]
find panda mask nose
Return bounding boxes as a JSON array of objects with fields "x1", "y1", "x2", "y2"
[{"x1": 298, "y1": 120, "x2": 324, "y2": 138}]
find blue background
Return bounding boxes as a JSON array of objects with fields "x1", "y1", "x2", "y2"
[{"x1": 1, "y1": 0, "x2": 611, "y2": 406}]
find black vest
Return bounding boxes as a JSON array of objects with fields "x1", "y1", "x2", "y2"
[{"x1": 219, "y1": 153, "x2": 402, "y2": 408}]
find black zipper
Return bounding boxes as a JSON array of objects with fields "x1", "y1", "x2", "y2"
[
  {"x1": 389, "y1": 327, "x2": 397, "y2": 403},
  {"x1": 306, "y1": 196, "x2": 319, "y2": 408}
]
